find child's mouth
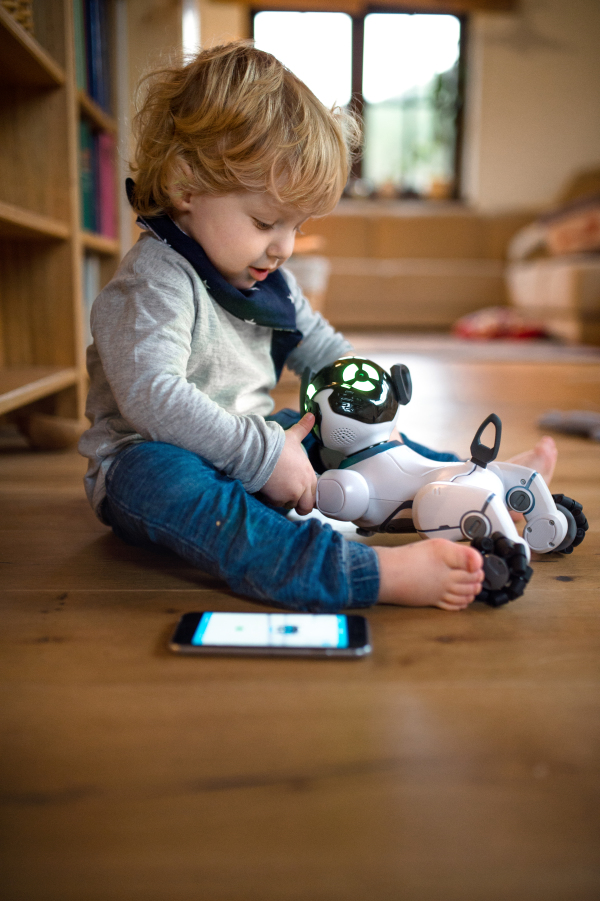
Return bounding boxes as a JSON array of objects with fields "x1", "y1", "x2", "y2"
[{"x1": 249, "y1": 266, "x2": 271, "y2": 281}]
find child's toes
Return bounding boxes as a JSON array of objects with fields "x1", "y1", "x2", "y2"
[
  {"x1": 437, "y1": 594, "x2": 475, "y2": 611},
  {"x1": 449, "y1": 578, "x2": 481, "y2": 600},
  {"x1": 465, "y1": 546, "x2": 484, "y2": 573},
  {"x1": 442, "y1": 540, "x2": 482, "y2": 572}
]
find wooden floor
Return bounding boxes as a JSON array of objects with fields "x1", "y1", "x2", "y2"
[{"x1": 1, "y1": 343, "x2": 599, "y2": 901}]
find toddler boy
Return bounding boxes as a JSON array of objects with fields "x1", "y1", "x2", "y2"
[{"x1": 79, "y1": 41, "x2": 515, "y2": 611}]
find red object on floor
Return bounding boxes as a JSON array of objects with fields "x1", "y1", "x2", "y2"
[{"x1": 452, "y1": 306, "x2": 549, "y2": 340}]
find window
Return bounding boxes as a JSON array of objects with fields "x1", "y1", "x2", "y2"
[
  {"x1": 253, "y1": 9, "x2": 465, "y2": 200},
  {"x1": 254, "y1": 11, "x2": 352, "y2": 109}
]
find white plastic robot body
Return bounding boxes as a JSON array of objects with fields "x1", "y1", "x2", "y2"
[
  {"x1": 303, "y1": 355, "x2": 586, "y2": 606},
  {"x1": 316, "y1": 443, "x2": 444, "y2": 525},
  {"x1": 412, "y1": 478, "x2": 523, "y2": 547},
  {"x1": 305, "y1": 360, "x2": 579, "y2": 565},
  {"x1": 316, "y1": 443, "x2": 568, "y2": 558}
]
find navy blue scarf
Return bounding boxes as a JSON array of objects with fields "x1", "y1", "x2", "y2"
[{"x1": 126, "y1": 179, "x2": 303, "y2": 379}]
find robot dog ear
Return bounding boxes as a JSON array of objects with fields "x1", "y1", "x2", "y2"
[
  {"x1": 299, "y1": 366, "x2": 315, "y2": 414},
  {"x1": 390, "y1": 364, "x2": 412, "y2": 405}
]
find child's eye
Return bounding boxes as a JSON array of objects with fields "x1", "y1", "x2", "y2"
[{"x1": 253, "y1": 219, "x2": 273, "y2": 231}]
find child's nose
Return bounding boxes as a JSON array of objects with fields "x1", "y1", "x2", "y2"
[{"x1": 268, "y1": 230, "x2": 295, "y2": 263}]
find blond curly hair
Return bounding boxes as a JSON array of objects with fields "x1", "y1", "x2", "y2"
[{"x1": 130, "y1": 41, "x2": 360, "y2": 218}]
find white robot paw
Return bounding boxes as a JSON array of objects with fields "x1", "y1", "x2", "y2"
[
  {"x1": 523, "y1": 511, "x2": 569, "y2": 553},
  {"x1": 316, "y1": 469, "x2": 370, "y2": 522}
]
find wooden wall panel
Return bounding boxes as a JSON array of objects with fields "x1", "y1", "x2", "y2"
[
  {"x1": 300, "y1": 202, "x2": 532, "y2": 328},
  {"x1": 303, "y1": 212, "x2": 370, "y2": 256},
  {"x1": 323, "y1": 259, "x2": 506, "y2": 327},
  {"x1": 372, "y1": 213, "x2": 486, "y2": 259}
]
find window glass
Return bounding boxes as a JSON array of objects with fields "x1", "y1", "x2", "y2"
[
  {"x1": 254, "y1": 11, "x2": 352, "y2": 108},
  {"x1": 362, "y1": 14, "x2": 461, "y2": 198}
]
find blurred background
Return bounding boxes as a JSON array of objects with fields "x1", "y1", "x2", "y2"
[
  {"x1": 1, "y1": 0, "x2": 599, "y2": 444},
  {"x1": 120, "y1": 0, "x2": 600, "y2": 343}
]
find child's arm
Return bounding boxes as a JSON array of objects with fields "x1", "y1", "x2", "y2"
[
  {"x1": 91, "y1": 256, "x2": 285, "y2": 497},
  {"x1": 279, "y1": 268, "x2": 352, "y2": 375}
]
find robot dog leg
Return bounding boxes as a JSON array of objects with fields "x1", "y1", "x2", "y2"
[
  {"x1": 488, "y1": 462, "x2": 589, "y2": 555},
  {"x1": 411, "y1": 480, "x2": 534, "y2": 607}
]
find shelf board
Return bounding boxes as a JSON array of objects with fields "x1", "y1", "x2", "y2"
[
  {"x1": 81, "y1": 231, "x2": 120, "y2": 256},
  {"x1": 0, "y1": 201, "x2": 70, "y2": 241},
  {"x1": 0, "y1": 366, "x2": 79, "y2": 416},
  {"x1": 0, "y1": 6, "x2": 65, "y2": 87},
  {"x1": 78, "y1": 91, "x2": 117, "y2": 133}
]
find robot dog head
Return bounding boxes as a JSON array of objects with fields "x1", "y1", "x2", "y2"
[{"x1": 300, "y1": 356, "x2": 412, "y2": 455}]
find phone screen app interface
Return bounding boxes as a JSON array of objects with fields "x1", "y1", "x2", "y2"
[{"x1": 191, "y1": 613, "x2": 349, "y2": 648}]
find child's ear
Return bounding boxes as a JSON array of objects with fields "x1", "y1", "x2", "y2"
[
  {"x1": 169, "y1": 160, "x2": 194, "y2": 211},
  {"x1": 170, "y1": 188, "x2": 193, "y2": 212}
]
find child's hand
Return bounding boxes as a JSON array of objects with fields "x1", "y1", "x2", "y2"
[{"x1": 261, "y1": 413, "x2": 317, "y2": 515}]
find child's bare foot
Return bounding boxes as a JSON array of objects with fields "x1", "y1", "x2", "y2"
[
  {"x1": 376, "y1": 539, "x2": 484, "y2": 611},
  {"x1": 507, "y1": 436, "x2": 557, "y2": 484}
]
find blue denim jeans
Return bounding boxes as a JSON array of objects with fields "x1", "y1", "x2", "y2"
[{"x1": 102, "y1": 410, "x2": 459, "y2": 611}]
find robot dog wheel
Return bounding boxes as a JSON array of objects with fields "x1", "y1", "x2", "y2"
[
  {"x1": 550, "y1": 494, "x2": 588, "y2": 555},
  {"x1": 472, "y1": 532, "x2": 534, "y2": 607}
]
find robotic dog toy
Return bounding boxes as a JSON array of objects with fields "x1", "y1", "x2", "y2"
[{"x1": 301, "y1": 357, "x2": 588, "y2": 607}]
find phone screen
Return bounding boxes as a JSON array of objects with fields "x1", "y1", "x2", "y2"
[
  {"x1": 169, "y1": 612, "x2": 370, "y2": 657},
  {"x1": 192, "y1": 612, "x2": 348, "y2": 649}
]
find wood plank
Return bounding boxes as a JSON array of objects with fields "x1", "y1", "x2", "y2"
[
  {"x1": 0, "y1": 200, "x2": 69, "y2": 241},
  {"x1": 0, "y1": 5, "x2": 65, "y2": 87},
  {"x1": 64, "y1": 0, "x2": 87, "y2": 417},
  {"x1": 324, "y1": 258, "x2": 507, "y2": 328},
  {"x1": 78, "y1": 90, "x2": 117, "y2": 134},
  {"x1": 0, "y1": 365, "x2": 78, "y2": 414},
  {"x1": 81, "y1": 231, "x2": 121, "y2": 256}
]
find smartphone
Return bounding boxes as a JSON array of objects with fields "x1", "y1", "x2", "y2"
[{"x1": 169, "y1": 611, "x2": 371, "y2": 658}]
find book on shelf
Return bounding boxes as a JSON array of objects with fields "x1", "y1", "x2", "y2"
[
  {"x1": 79, "y1": 122, "x2": 117, "y2": 237},
  {"x1": 82, "y1": 252, "x2": 101, "y2": 352},
  {"x1": 74, "y1": 0, "x2": 113, "y2": 113},
  {"x1": 79, "y1": 119, "x2": 96, "y2": 232},
  {"x1": 96, "y1": 131, "x2": 117, "y2": 238},
  {"x1": 73, "y1": 0, "x2": 87, "y2": 92}
]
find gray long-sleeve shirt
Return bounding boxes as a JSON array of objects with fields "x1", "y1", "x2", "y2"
[{"x1": 79, "y1": 231, "x2": 350, "y2": 521}]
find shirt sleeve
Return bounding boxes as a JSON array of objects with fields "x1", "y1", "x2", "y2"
[
  {"x1": 280, "y1": 267, "x2": 352, "y2": 376},
  {"x1": 90, "y1": 255, "x2": 284, "y2": 494}
]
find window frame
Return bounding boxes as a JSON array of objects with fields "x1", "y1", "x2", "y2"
[{"x1": 250, "y1": 5, "x2": 468, "y2": 199}]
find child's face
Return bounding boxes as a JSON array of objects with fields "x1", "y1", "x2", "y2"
[{"x1": 171, "y1": 190, "x2": 309, "y2": 290}]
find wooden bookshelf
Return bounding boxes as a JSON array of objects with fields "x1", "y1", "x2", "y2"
[
  {"x1": 0, "y1": 5, "x2": 65, "y2": 87},
  {"x1": 0, "y1": 366, "x2": 79, "y2": 416},
  {"x1": 0, "y1": 1, "x2": 121, "y2": 446},
  {"x1": 0, "y1": 201, "x2": 70, "y2": 241}
]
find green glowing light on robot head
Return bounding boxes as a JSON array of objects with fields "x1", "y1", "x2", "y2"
[
  {"x1": 363, "y1": 363, "x2": 379, "y2": 380},
  {"x1": 342, "y1": 363, "x2": 359, "y2": 382},
  {"x1": 306, "y1": 384, "x2": 317, "y2": 400},
  {"x1": 354, "y1": 380, "x2": 375, "y2": 391}
]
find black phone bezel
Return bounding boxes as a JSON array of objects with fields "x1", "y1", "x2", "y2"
[{"x1": 169, "y1": 611, "x2": 370, "y2": 656}]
